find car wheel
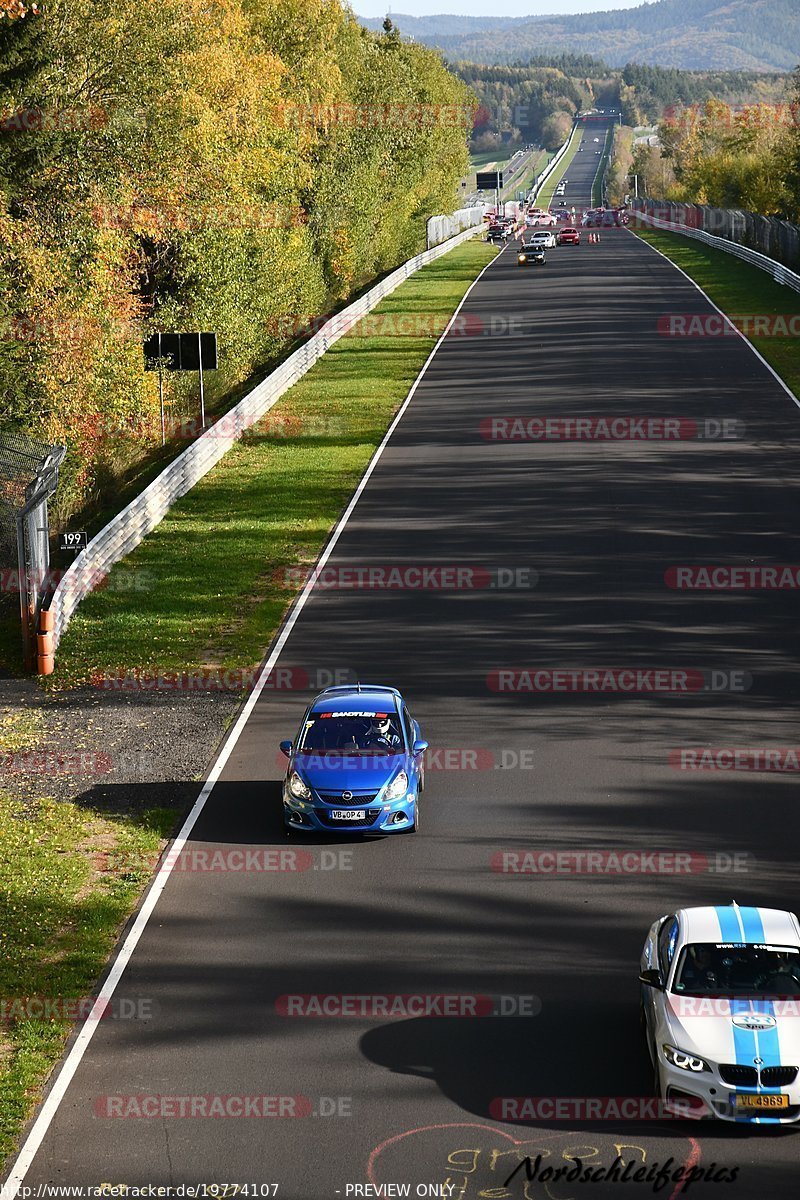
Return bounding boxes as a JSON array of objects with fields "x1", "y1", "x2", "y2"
[
  {"x1": 653, "y1": 1057, "x2": 663, "y2": 1100},
  {"x1": 411, "y1": 801, "x2": 420, "y2": 833},
  {"x1": 639, "y1": 995, "x2": 648, "y2": 1040},
  {"x1": 418, "y1": 764, "x2": 425, "y2": 793}
]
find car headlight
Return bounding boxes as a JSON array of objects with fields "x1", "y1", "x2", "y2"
[
  {"x1": 518, "y1": 254, "x2": 526, "y2": 262},
  {"x1": 662, "y1": 1044, "x2": 709, "y2": 1073},
  {"x1": 288, "y1": 772, "x2": 311, "y2": 800},
  {"x1": 383, "y1": 771, "x2": 409, "y2": 801}
]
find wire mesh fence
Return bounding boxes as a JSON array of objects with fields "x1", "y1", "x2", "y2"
[
  {"x1": 632, "y1": 200, "x2": 800, "y2": 279},
  {"x1": 0, "y1": 430, "x2": 66, "y2": 668}
]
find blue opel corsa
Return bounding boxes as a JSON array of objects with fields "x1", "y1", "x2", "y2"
[{"x1": 280, "y1": 684, "x2": 428, "y2": 834}]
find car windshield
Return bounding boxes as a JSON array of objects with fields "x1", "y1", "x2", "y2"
[
  {"x1": 673, "y1": 942, "x2": 800, "y2": 997},
  {"x1": 297, "y1": 711, "x2": 404, "y2": 755}
]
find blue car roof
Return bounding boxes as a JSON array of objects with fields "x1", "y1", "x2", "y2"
[{"x1": 309, "y1": 685, "x2": 401, "y2": 715}]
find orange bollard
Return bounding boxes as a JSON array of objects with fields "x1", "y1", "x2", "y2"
[
  {"x1": 40, "y1": 608, "x2": 54, "y2": 633},
  {"x1": 37, "y1": 650, "x2": 54, "y2": 676},
  {"x1": 37, "y1": 627, "x2": 54, "y2": 676}
]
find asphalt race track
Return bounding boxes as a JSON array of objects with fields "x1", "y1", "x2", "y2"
[{"x1": 9, "y1": 118, "x2": 800, "y2": 1198}]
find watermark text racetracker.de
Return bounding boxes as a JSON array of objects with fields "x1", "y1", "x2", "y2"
[
  {"x1": 275, "y1": 993, "x2": 540, "y2": 1018},
  {"x1": 90, "y1": 665, "x2": 356, "y2": 693},
  {"x1": 274, "y1": 748, "x2": 536, "y2": 773},
  {"x1": 486, "y1": 668, "x2": 751, "y2": 694},
  {"x1": 666, "y1": 565, "x2": 800, "y2": 589},
  {"x1": 670, "y1": 747, "x2": 800, "y2": 772},
  {"x1": 480, "y1": 416, "x2": 743, "y2": 442},
  {"x1": 0, "y1": 996, "x2": 155, "y2": 1022},
  {"x1": 273, "y1": 565, "x2": 537, "y2": 590},
  {"x1": 658, "y1": 313, "x2": 800, "y2": 338},
  {"x1": 93, "y1": 1094, "x2": 350, "y2": 1119},
  {"x1": 491, "y1": 849, "x2": 752, "y2": 875},
  {"x1": 264, "y1": 312, "x2": 526, "y2": 340}
]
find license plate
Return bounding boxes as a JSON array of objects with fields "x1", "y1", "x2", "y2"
[
  {"x1": 735, "y1": 1094, "x2": 789, "y2": 1110},
  {"x1": 330, "y1": 810, "x2": 365, "y2": 821}
]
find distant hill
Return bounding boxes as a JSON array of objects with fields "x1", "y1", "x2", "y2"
[{"x1": 362, "y1": 1, "x2": 800, "y2": 72}]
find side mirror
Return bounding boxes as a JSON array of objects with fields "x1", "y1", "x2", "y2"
[
  {"x1": 638, "y1": 968, "x2": 664, "y2": 990},
  {"x1": 279, "y1": 740, "x2": 293, "y2": 758},
  {"x1": 412, "y1": 740, "x2": 429, "y2": 756}
]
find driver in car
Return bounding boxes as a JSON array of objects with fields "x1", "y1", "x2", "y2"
[
  {"x1": 364, "y1": 715, "x2": 402, "y2": 751},
  {"x1": 679, "y1": 945, "x2": 719, "y2": 992}
]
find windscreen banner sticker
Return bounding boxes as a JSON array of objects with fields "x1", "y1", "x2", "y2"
[{"x1": 318, "y1": 712, "x2": 388, "y2": 719}]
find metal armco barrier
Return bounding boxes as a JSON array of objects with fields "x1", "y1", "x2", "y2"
[
  {"x1": 633, "y1": 202, "x2": 800, "y2": 296},
  {"x1": 529, "y1": 122, "x2": 578, "y2": 205},
  {"x1": 45, "y1": 221, "x2": 485, "y2": 657}
]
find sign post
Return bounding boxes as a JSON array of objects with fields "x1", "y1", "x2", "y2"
[
  {"x1": 143, "y1": 332, "x2": 218, "y2": 438},
  {"x1": 197, "y1": 332, "x2": 205, "y2": 429}
]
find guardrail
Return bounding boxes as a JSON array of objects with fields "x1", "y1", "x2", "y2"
[
  {"x1": 528, "y1": 122, "x2": 578, "y2": 206},
  {"x1": 632, "y1": 205, "x2": 800, "y2": 296},
  {"x1": 46, "y1": 219, "x2": 485, "y2": 659}
]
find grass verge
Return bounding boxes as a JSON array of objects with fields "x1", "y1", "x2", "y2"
[
  {"x1": 633, "y1": 226, "x2": 800, "y2": 400},
  {"x1": 535, "y1": 125, "x2": 581, "y2": 209},
  {"x1": 0, "y1": 708, "x2": 175, "y2": 1165},
  {"x1": 51, "y1": 237, "x2": 496, "y2": 686},
  {"x1": 500, "y1": 149, "x2": 549, "y2": 202},
  {"x1": 591, "y1": 126, "x2": 613, "y2": 207}
]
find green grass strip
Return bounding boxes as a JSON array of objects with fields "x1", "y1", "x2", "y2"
[
  {"x1": 0, "y1": 713, "x2": 174, "y2": 1165},
  {"x1": 535, "y1": 125, "x2": 581, "y2": 210},
  {"x1": 591, "y1": 126, "x2": 613, "y2": 207},
  {"x1": 633, "y1": 226, "x2": 800, "y2": 400},
  {"x1": 52, "y1": 239, "x2": 496, "y2": 687}
]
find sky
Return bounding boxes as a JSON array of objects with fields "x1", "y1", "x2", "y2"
[{"x1": 353, "y1": 0, "x2": 651, "y2": 17}]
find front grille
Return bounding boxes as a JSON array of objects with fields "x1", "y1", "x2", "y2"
[
  {"x1": 317, "y1": 791, "x2": 379, "y2": 805},
  {"x1": 720, "y1": 1064, "x2": 758, "y2": 1086},
  {"x1": 315, "y1": 808, "x2": 380, "y2": 828},
  {"x1": 761, "y1": 1066, "x2": 798, "y2": 1086}
]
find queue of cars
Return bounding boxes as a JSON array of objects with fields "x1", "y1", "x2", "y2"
[{"x1": 582, "y1": 205, "x2": 629, "y2": 227}]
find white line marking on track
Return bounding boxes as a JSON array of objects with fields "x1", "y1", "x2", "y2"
[
  {"x1": 0, "y1": 242, "x2": 500, "y2": 1200},
  {"x1": 634, "y1": 229, "x2": 800, "y2": 411}
]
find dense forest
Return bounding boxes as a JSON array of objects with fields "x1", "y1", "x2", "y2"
[
  {"x1": 456, "y1": 55, "x2": 790, "y2": 156},
  {"x1": 361, "y1": 1, "x2": 800, "y2": 73},
  {"x1": 0, "y1": 1, "x2": 472, "y2": 520},
  {"x1": 456, "y1": 59, "x2": 598, "y2": 152},
  {"x1": 619, "y1": 63, "x2": 790, "y2": 125},
  {"x1": 607, "y1": 73, "x2": 800, "y2": 220}
]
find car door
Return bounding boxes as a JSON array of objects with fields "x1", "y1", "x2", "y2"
[
  {"x1": 645, "y1": 914, "x2": 679, "y2": 1045},
  {"x1": 403, "y1": 703, "x2": 424, "y2": 790}
]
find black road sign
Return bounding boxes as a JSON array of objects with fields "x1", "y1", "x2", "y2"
[
  {"x1": 144, "y1": 332, "x2": 218, "y2": 371},
  {"x1": 476, "y1": 171, "x2": 503, "y2": 191}
]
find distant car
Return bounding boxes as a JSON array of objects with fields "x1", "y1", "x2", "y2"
[
  {"x1": 557, "y1": 227, "x2": 580, "y2": 245},
  {"x1": 578, "y1": 147, "x2": 584, "y2": 152},
  {"x1": 517, "y1": 244, "x2": 546, "y2": 266},
  {"x1": 528, "y1": 231, "x2": 556, "y2": 248},
  {"x1": 640, "y1": 903, "x2": 800, "y2": 1123},
  {"x1": 486, "y1": 224, "x2": 510, "y2": 243},
  {"x1": 280, "y1": 684, "x2": 427, "y2": 835},
  {"x1": 527, "y1": 210, "x2": 557, "y2": 227},
  {"x1": 593, "y1": 137, "x2": 600, "y2": 142}
]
